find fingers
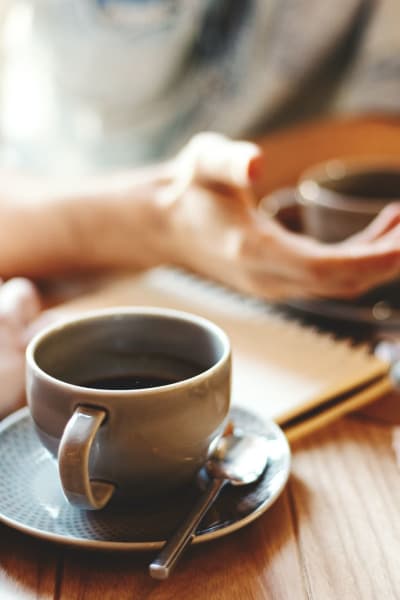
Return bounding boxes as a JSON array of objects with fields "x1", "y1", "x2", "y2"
[
  {"x1": 314, "y1": 207, "x2": 400, "y2": 296},
  {"x1": 236, "y1": 218, "x2": 400, "y2": 300},
  {"x1": 0, "y1": 278, "x2": 42, "y2": 417},
  {"x1": 0, "y1": 278, "x2": 41, "y2": 328},
  {"x1": 177, "y1": 132, "x2": 263, "y2": 188},
  {"x1": 237, "y1": 270, "x2": 315, "y2": 301},
  {"x1": 343, "y1": 203, "x2": 400, "y2": 244},
  {"x1": 374, "y1": 221, "x2": 400, "y2": 245},
  {"x1": 295, "y1": 243, "x2": 400, "y2": 299}
]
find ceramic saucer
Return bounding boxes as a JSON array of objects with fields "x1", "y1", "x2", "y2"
[
  {"x1": 0, "y1": 406, "x2": 290, "y2": 551},
  {"x1": 286, "y1": 276, "x2": 400, "y2": 328}
]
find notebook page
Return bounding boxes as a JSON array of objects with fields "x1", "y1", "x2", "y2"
[{"x1": 58, "y1": 268, "x2": 389, "y2": 424}]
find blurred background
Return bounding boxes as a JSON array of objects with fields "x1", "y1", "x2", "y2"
[{"x1": 0, "y1": 0, "x2": 398, "y2": 176}]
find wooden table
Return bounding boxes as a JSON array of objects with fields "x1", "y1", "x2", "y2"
[
  {"x1": 1, "y1": 414, "x2": 399, "y2": 599},
  {"x1": 2, "y1": 116, "x2": 400, "y2": 599}
]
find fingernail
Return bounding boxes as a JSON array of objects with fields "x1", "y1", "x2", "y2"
[{"x1": 248, "y1": 154, "x2": 264, "y2": 182}]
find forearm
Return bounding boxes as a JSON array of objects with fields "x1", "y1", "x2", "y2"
[{"x1": 0, "y1": 166, "x2": 171, "y2": 278}]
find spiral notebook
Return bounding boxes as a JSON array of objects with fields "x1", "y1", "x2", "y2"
[{"x1": 57, "y1": 268, "x2": 392, "y2": 441}]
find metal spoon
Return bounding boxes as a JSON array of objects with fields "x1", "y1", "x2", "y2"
[{"x1": 149, "y1": 430, "x2": 270, "y2": 580}]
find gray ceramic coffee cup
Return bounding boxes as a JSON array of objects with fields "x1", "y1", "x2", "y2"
[{"x1": 26, "y1": 307, "x2": 231, "y2": 510}]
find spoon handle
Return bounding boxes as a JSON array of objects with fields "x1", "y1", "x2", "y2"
[{"x1": 149, "y1": 478, "x2": 225, "y2": 580}]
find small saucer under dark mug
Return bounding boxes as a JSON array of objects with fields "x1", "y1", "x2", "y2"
[
  {"x1": 0, "y1": 406, "x2": 290, "y2": 550},
  {"x1": 286, "y1": 279, "x2": 400, "y2": 329}
]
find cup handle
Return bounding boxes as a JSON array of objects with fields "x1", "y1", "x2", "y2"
[{"x1": 58, "y1": 406, "x2": 116, "y2": 510}]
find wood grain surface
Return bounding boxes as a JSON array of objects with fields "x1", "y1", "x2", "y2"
[
  {"x1": 1, "y1": 115, "x2": 400, "y2": 599},
  {"x1": 0, "y1": 415, "x2": 399, "y2": 599}
]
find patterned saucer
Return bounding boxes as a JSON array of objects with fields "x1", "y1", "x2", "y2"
[{"x1": 0, "y1": 406, "x2": 290, "y2": 551}]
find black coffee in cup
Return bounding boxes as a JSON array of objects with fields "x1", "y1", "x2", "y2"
[
  {"x1": 80, "y1": 356, "x2": 203, "y2": 390},
  {"x1": 321, "y1": 168, "x2": 400, "y2": 199},
  {"x1": 82, "y1": 373, "x2": 179, "y2": 390}
]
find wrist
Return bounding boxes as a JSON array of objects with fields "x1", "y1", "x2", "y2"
[{"x1": 66, "y1": 164, "x2": 177, "y2": 271}]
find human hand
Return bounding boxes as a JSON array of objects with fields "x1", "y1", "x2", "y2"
[
  {"x1": 162, "y1": 132, "x2": 400, "y2": 300},
  {"x1": 0, "y1": 278, "x2": 41, "y2": 417}
]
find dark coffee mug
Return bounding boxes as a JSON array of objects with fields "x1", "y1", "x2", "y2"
[{"x1": 259, "y1": 157, "x2": 400, "y2": 242}]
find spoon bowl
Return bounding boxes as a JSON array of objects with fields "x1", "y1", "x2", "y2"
[
  {"x1": 149, "y1": 429, "x2": 270, "y2": 579},
  {"x1": 206, "y1": 432, "x2": 270, "y2": 485}
]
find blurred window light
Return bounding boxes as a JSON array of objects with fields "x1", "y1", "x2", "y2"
[
  {"x1": 1, "y1": 1, "x2": 54, "y2": 140},
  {"x1": 2, "y1": 1, "x2": 33, "y2": 51}
]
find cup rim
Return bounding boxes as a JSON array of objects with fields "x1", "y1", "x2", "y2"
[
  {"x1": 298, "y1": 155, "x2": 400, "y2": 215},
  {"x1": 26, "y1": 306, "x2": 231, "y2": 396}
]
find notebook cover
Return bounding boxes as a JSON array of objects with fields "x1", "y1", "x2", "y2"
[{"x1": 53, "y1": 268, "x2": 391, "y2": 438}]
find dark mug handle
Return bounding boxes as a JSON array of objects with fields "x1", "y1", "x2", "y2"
[{"x1": 258, "y1": 188, "x2": 302, "y2": 232}]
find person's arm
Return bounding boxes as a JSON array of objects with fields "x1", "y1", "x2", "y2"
[
  {"x1": 0, "y1": 165, "x2": 173, "y2": 277},
  {"x1": 1, "y1": 132, "x2": 400, "y2": 299},
  {"x1": 0, "y1": 134, "x2": 261, "y2": 278}
]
